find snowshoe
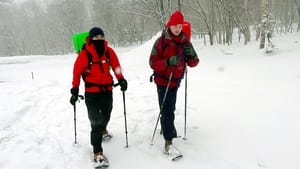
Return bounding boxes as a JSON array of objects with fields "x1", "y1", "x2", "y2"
[
  {"x1": 102, "y1": 132, "x2": 112, "y2": 142},
  {"x1": 164, "y1": 144, "x2": 183, "y2": 161},
  {"x1": 265, "y1": 42, "x2": 275, "y2": 53},
  {"x1": 93, "y1": 154, "x2": 109, "y2": 168}
]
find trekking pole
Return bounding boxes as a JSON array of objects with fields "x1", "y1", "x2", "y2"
[
  {"x1": 150, "y1": 71, "x2": 173, "y2": 145},
  {"x1": 73, "y1": 103, "x2": 77, "y2": 144},
  {"x1": 72, "y1": 95, "x2": 84, "y2": 145},
  {"x1": 122, "y1": 91, "x2": 129, "y2": 148},
  {"x1": 183, "y1": 68, "x2": 188, "y2": 140}
]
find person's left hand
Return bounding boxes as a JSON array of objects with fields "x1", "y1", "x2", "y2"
[{"x1": 183, "y1": 46, "x2": 196, "y2": 59}]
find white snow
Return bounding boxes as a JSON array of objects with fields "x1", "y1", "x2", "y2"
[{"x1": 0, "y1": 32, "x2": 300, "y2": 169}]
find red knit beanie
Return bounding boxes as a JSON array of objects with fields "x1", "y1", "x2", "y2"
[{"x1": 166, "y1": 10, "x2": 184, "y2": 27}]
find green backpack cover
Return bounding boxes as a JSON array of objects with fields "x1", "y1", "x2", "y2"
[{"x1": 72, "y1": 31, "x2": 89, "y2": 53}]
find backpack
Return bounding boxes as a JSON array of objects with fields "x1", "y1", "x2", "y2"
[{"x1": 72, "y1": 31, "x2": 89, "y2": 53}]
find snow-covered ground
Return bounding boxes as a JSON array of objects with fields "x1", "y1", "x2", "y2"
[{"x1": 0, "y1": 32, "x2": 300, "y2": 169}]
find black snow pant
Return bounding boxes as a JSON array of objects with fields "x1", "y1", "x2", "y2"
[
  {"x1": 157, "y1": 85, "x2": 178, "y2": 141},
  {"x1": 85, "y1": 91, "x2": 113, "y2": 154}
]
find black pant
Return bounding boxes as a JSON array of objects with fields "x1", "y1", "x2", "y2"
[
  {"x1": 85, "y1": 92, "x2": 113, "y2": 154},
  {"x1": 157, "y1": 85, "x2": 178, "y2": 141}
]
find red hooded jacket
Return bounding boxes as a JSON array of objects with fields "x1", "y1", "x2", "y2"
[
  {"x1": 72, "y1": 38, "x2": 124, "y2": 92},
  {"x1": 149, "y1": 29, "x2": 199, "y2": 88}
]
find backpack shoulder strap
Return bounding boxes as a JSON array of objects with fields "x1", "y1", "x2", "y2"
[
  {"x1": 80, "y1": 44, "x2": 92, "y2": 82},
  {"x1": 105, "y1": 50, "x2": 110, "y2": 62},
  {"x1": 161, "y1": 29, "x2": 167, "y2": 51}
]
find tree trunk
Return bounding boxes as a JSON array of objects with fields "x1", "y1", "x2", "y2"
[
  {"x1": 244, "y1": 0, "x2": 251, "y2": 43},
  {"x1": 259, "y1": 0, "x2": 267, "y2": 49},
  {"x1": 160, "y1": 0, "x2": 167, "y2": 28},
  {"x1": 178, "y1": 0, "x2": 182, "y2": 11},
  {"x1": 295, "y1": 0, "x2": 300, "y2": 31}
]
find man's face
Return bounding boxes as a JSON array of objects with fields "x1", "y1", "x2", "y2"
[
  {"x1": 170, "y1": 24, "x2": 183, "y2": 36},
  {"x1": 92, "y1": 35, "x2": 105, "y2": 40}
]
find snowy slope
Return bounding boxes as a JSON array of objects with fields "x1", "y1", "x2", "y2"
[{"x1": 0, "y1": 32, "x2": 300, "y2": 169}]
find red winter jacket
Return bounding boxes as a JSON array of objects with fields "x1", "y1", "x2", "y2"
[
  {"x1": 72, "y1": 38, "x2": 124, "y2": 93},
  {"x1": 149, "y1": 29, "x2": 199, "y2": 88}
]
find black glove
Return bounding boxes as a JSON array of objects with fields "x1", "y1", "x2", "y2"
[
  {"x1": 166, "y1": 56, "x2": 180, "y2": 66},
  {"x1": 183, "y1": 45, "x2": 196, "y2": 60},
  {"x1": 118, "y1": 78, "x2": 128, "y2": 91},
  {"x1": 70, "y1": 87, "x2": 79, "y2": 105},
  {"x1": 70, "y1": 95, "x2": 78, "y2": 106}
]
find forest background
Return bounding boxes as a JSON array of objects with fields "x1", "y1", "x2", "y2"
[{"x1": 0, "y1": 0, "x2": 299, "y2": 56}]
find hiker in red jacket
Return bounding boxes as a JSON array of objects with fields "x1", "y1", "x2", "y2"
[
  {"x1": 70, "y1": 27, "x2": 127, "y2": 165},
  {"x1": 149, "y1": 10, "x2": 199, "y2": 155}
]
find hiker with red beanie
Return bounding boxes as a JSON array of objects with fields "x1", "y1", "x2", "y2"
[
  {"x1": 70, "y1": 27, "x2": 127, "y2": 167},
  {"x1": 149, "y1": 10, "x2": 199, "y2": 159}
]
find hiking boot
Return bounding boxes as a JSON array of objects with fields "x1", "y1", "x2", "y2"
[
  {"x1": 164, "y1": 140, "x2": 172, "y2": 153},
  {"x1": 93, "y1": 152, "x2": 109, "y2": 168},
  {"x1": 102, "y1": 129, "x2": 108, "y2": 135},
  {"x1": 164, "y1": 139, "x2": 183, "y2": 160},
  {"x1": 164, "y1": 144, "x2": 183, "y2": 161},
  {"x1": 94, "y1": 152, "x2": 105, "y2": 163}
]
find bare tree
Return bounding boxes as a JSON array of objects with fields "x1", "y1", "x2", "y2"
[
  {"x1": 1, "y1": 0, "x2": 300, "y2": 56},
  {"x1": 259, "y1": 0, "x2": 266, "y2": 48},
  {"x1": 132, "y1": 0, "x2": 183, "y2": 29},
  {"x1": 214, "y1": 0, "x2": 234, "y2": 45},
  {"x1": 178, "y1": 0, "x2": 182, "y2": 11},
  {"x1": 186, "y1": 0, "x2": 216, "y2": 45},
  {"x1": 216, "y1": 0, "x2": 251, "y2": 44}
]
